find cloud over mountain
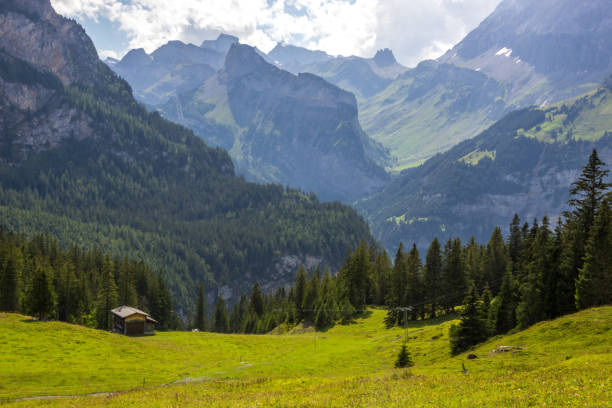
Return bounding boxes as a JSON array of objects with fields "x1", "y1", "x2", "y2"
[{"x1": 52, "y1": 0, "x2": 501, "y2": 66}]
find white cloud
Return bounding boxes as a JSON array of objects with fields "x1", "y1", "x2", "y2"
[
  {"x1": 98, "y1": 49, "x2": 118, "y2": 60},
  {"x1": 51, "y1": 0, "x2": 502, "y2": 65},
  {"x1": 372, "y1": 0, "x2": 502, "y2": 66},
  {"x1": 52, "y1": 0, "x2": 379, "y2": 58}
]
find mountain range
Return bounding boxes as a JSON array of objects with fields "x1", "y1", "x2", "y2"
[
  {"x1": 159, "y1": 43, "x2": 389, "y2": 202},
  {"x1": 2, "y1": 0, "x2": 611, "y2": 299},
  {"x1": 0, "y1": 0, "x2": 376, "y2": 311},
  {"x1": 357, "y1": 78, "x2": 612, "y2": 250}
]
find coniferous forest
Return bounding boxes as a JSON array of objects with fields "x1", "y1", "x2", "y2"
[
  {"x1": 196, "y1": 150, "x2": 611, "y2": 354},
  {"x1": 0, "y1": 229, "x2": 178, "y2": 329},
  {"x1": 2, "y1": 148, "x2": 609, "y2": 355}
]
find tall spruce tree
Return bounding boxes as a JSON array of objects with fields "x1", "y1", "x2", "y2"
[
  {"x1": 449, "y1": 282, "x2": 488, "y2": 354},
  {"x1": 575, "y1": 199, "x2": 612, "y2": 309},
  {"x1": 405, "y1": 244, "x2": 423, "y2": 320},
  {"x1": 424, "y1": 238, "x2": 442, "y2": 318},
  {"x1": 213, "y1": 296, "x2": 229, "y2": 333},
  {"x1": 484, "y1": 227, "x2": 507, "y2": 295},
  {"x1": 493, "y1": 268, "x2": 518, "y2": 334},
  {"x1": 443, "y1": 238, "x2": 466, "y2": 312},
  {"x1": 28, "y1": 264, "x2": 56, "y2": 320},
  {"x1": 385, "y1": 243, "x2": 406, "y2": 326},
  {"x1": 96, "y1": 256, "x2": 118, "y2": 330},
  {"x1": 559, "y1": 149, "x2": 611, "y2": 315},
  {"x1": 567, "y1": 149, "x2": 611, "y2": 233},
  {"x1": 251, "y1": 282, "x2": 265, "y2": 317},
  {"x1": 0, "y1": 246, "x2": 22, "y2": 311},
  {"x1": 294, "y1": 265, "x2": 307, "y2": 320},
  {"x1": 195, "y1": 284, "x2": 207, "y2": 331}
]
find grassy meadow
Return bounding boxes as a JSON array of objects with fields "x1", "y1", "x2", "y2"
[{"x1": 1, "y1": 307, "x2": 610, "y2": 407}]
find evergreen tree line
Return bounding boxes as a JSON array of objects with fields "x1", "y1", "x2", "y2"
[
  {"x1": 448, "y1": 149, "x2": 612, "y2": 353},
  {"x1": 0, "y1": 229, "x2": 179, "y2": 329},
  {"x1": 196, "y1": 150, "x2": 611, "y2": 350},
  {"x1": 193, "y1": 241, "x2": 387, "y2": 333}
]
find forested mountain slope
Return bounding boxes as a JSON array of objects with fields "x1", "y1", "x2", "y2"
[
  {"x1": 0, "y1": 0, "x2": 376, "y2": 312},
  {"x1": 357, "y1": 79, "x2": 612, "y2": 251}
]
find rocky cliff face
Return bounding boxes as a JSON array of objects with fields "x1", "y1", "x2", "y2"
[
  {"x1": 0, "y1": 2, "x2": 100, "y2": 161},
  {"x1": 0, "y1": 0, "x2": 103, "y2": 87},
  {"x1": 162, "y1": 44, "x2": 389, "y2": 203}
]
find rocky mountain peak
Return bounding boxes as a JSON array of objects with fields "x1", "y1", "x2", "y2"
[
  {"x1": 118, "y1": 48, "x2": 151, "y2": 68},
  {"x1": 201, "y1": 33, "x2": 239, "y2": 54},
  {"x1": 224, "y1": 43, "x2": 273, "y2": 77},
  {"x1": 373, "y1": 48, "x2": 396, "y2": 67}
]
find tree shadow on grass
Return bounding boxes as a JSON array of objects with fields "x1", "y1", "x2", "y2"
[{"x1": 404, "y1": 312, "x2": 458, "y2": 329}]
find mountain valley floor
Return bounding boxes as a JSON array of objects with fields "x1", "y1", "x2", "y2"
[{"x1": 1, "y1": 307, "x2": 610, "y2": 407}]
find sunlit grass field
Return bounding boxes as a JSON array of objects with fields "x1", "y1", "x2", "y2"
[{"x1": 1, "y1": 306, "x2": 610, "y2": 407}]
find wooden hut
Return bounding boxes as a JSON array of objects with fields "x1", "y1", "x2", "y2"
[{"x1": 111, "y1": 306, "x2": 157, "y2": 335}]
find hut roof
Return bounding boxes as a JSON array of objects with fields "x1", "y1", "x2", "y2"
[{"x1": 111, "y1": 305, "x2": 158, "y2": 323}]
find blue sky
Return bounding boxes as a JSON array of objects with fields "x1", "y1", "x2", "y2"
[{"x1": 51, "y1": 0, "x2": 502, "y2": 66}]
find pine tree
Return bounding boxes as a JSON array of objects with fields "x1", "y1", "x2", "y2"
[
  {"x1": 516, "y1": 221, "x2": 549, "y2": 329},
  {"x1": 493, "y1": 268, "x2": 518, "y2": 334},
  {"x1": 251, "y1": 282, "x2": 264, "y2": 317},
  {"x1": 567, "y1": 149, "x2": 611, "y2": 234},
  {"x1": 302, "y1": 271, "x2": 320, "y2": 321},
  {"x1": 424, "y1": 238, "x2": 442, "y2": 318},
  {"x1": 405, "y1": 244, "x2": 423, "y2": 320},
  {"x1": 0, "y1": 246, "x2": 23, "y2": 311},
  {"x1": 559, "y1": 149, "x2": 611, "y2": 314},
  {"x1": 229, "y1": 294, "x2": 248, "y2": 332},
  {"x1": 28, "y1": 264, "x2": 56, "y2": 320},
  {"x1": 213, "y1": 296, "x2": 229, "y2": 333},
  {"x1": 508, "y1": 214, "x2": 523, "y2": 267},
  {"x1": 195, "y1": 284, "x2": 207, "y2": 331},
  {"x1": 395, "y1": 344, "x2": 414, "y2": 368},
  {"x1": 464, "y1": 237, "x2": 484, "y2": 289},
  {"x1": 385, "y1": 243, "x2": 406, "y2": 326},
  {"x1": 294, "y1": 265, "x2": 307, "y2": 320},
  {"x1": 449, "y1": 282, "x2": 488, "y2": 354},
  {"x1": 96, "y1": 256, "x2": 118, "y2": 330},
  {"x1": 344, "y1": 241, "x2": 370, "y2": 312},
  {"x1": 575, "y1": 199, "x2": 612, "y2": 309},
  {"x1": 443, "y1": 238, "x2": 466, "y2": 312},
  {"x1": 369, "y1": 250, "x2": 391, "y2": 305},
  {"x1": 484, "y1": 227, "x2": 507, "y2": 295}
]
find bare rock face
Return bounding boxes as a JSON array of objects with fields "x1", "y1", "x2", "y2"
[
  {"x1": 0, "y1": 1, "x2": 100, "y2": 161},
  {"x1": 160, "y1": 43, "x2": 389, "y2": 203},
  {"x1": 0, "y1": 0, "x2": 101, "y2": 86},
  {"x1": 439, "y1": 0, "x2": 612, "y2": 106}
]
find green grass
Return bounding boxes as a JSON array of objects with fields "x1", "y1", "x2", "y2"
[
  {"x1": 458, "y1": 149, "x2": 496, "y2": 165},
  {"x1": 521, "y1": 88, "x2": 612, "y2": 143},
  {"x1": 1, "y1": 307, "x2": 611, "y2": 406}
]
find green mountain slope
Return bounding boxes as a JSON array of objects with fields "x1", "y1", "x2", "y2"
[
  {"x1": 359, "y1": 60, "x2": 509, "y2": 170},
  {"x1": 161, "y1": 44, "x2": 389, "y2": 203},
  {"x1": 2, "y1": 306, "x2": 610, "y2": 405},
  {"x1": 357, "y1": 80, "x2": 612, "y2": 251},
  {"x1": 0, "y1": 0, "x2": 376, "y2": 311},
  {"x1": 356, "y1": 0, "x2": 612, "y2": 171}
]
